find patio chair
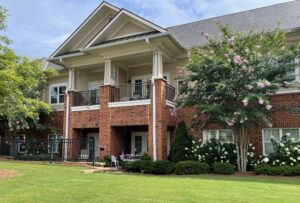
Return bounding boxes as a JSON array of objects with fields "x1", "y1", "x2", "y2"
[{"x1": 111, "y1": 155, "x2": 119, "y2": 167}]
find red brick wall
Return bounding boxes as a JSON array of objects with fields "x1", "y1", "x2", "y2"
[{"x1": 176, "y1": 92, "x2": 300, "y2": 157}]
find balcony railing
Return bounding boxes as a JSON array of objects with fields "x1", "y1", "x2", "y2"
[
  {"x1": 166, "y1": 84, "x2": 176, "y2": 102},
  {"x1": 110, "y1": 82, "x2": 150, "y2": 102},
  {"x1": 73, "y1": 90, "x2": 100, "y2": 106}
]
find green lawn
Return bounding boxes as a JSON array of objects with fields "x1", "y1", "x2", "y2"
[{"x1": 0, "y1": 161, "x2": 300, "y2": 203}]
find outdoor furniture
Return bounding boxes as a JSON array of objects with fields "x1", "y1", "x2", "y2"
[{"x1": 111, "y1": 155, "x2": 119, "y2": 167}]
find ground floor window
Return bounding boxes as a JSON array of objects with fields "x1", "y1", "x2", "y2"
[
  {"x1": 131, "y1": 132, "x2": 148, "y2": 155},
  {"x1": 203, "y1": 130, "x2": 234, "y2": 143},
  {"x1": 16, "y1": 134, "x2": 26, "y2": 153},
  {"x1": 48, "y1": 134, "x2": 62, "y2": 153},
  {"x1": 263, "y1": 128, "x2": 300, "y2": 155}
]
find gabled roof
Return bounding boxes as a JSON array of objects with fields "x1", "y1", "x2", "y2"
[
  {"x1": 167, "y1": 0, "x2": 300, "y2": 48},
  {"x1": 50, "y1": 1, "x2": 120, "y2": 58},
  {"x1": 85, "y1": 9, "x2": 167, "y2": 48}
]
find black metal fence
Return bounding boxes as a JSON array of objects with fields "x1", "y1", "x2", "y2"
[
  {"x1": 73, "y1": 90, "x2": 100, "y2": 106},
  {"x1": 6, "y1": 138, "x2": 95, "y2": 165},
  {"x1": 110, "y1": 82, "x2": 150, "y2": 102},
  {"x1": 166, "y1": 84, "x2": 176, "y2": 102}
]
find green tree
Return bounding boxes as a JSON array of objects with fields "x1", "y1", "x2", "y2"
[
  {"x1": 0, "y1": 6, "x2": 57, "y2": 134},
  {"x1": 169, "y1": 121, "x2": 192, "y2": 162},
  {"x1": 176, "y1": 25, "x2": 300, "y2": 172}
]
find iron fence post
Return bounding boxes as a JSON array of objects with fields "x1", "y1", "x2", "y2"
[{"x1": 50, "y1": 139, "x2": 54, "y2": 164}]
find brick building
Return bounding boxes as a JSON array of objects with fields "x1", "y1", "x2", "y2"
[{"x1": 25, "y1": 1, "x2": 300, "y2": 160}]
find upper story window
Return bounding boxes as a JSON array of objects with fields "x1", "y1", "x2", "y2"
[
  {"x1": 49, "y1": 83, "x2": 67, "y2": 104},
  {"x1": 203, "y1": 129, "x2": 234, "y2": 143},
  {"x1": 262, "y1": 128, "x2": 300, "y2": 155},
  {"x1": 287, "y1": 57, "x2": 300, "y2": 83}
]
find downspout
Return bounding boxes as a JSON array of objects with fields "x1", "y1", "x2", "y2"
[
  {"x1": 146, "y1": 38, "x2": 157, "y2": 161},
  {"x1": 60, "y1": 57, "x2": 70, "y2": 161}
]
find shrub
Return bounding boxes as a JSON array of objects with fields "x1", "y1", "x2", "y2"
[
  {"x1": 152, "y1": 160, "x2": 174, "y2": 175},
  {"x1": 175, "y1": 161, "x2": 210, "y2": 175},
  {"x1": 103, "y1": 155, "x2": 111, "y2": 167},
  {"x1": 140, "y1": 160, "x2": 154, "y2": 173},
  {"x1": 255, "y1": 165, "x2": 300, "y2": 176},
  {"x1": 212, "y1": 162, "x2": 235, "y2": 175},
  {"x1": 169, "y1": 121, "x2": 192, "y2": 162},
  {"x1": 140, "y1": 153, "x2": 151, "y2": 161},
  {"x1": 123, "y1": 161, "x2": 141, "y2": 172},
  {"x1": 261, "y1": 135, "x2": 300, "y2": 167}
]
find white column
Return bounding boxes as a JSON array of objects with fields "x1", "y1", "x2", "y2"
[
  {"x1": 104, "y1": 59, "x2": 111, "y2": 85},
  {"x1": 68, "y1": 68, "x2": 75, "y2": 90},
  {"x1": 152, "y1": 51, "x2": 163, "y2": 79}
]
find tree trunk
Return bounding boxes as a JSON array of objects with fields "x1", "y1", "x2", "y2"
[{"x1": 234, "y1": 127, "x2": 250, "y2": 172}]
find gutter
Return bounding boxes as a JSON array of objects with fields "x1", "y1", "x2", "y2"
[{"x1": 146, "y1": 38, "x2": 157, "y2": 161}]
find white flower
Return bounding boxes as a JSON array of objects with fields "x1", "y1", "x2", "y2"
[
  {"x1": 249, "y1": 143, "x2": 252, "y2": 147},
  {"x1": 280, "y1": 143, "x2": 284, "y2": 147},
  {"x1": 185, "y1": 147, "x2": 188, "y2": 151},
  {"x1": 226, "y1": 160, "x2": 229, "y2": 163},
  {"x1": 285, "y1": 133, "x2": 291, "y2": 136},
  {"x1": 209, "y1": 147, "x2": 212, "y2": 151},
  {"x1": 224, "y1": 151, "x2": 228, "y2": 155},
  {"x1": 247, "y1": 152, "x2": 250, "y2": 155},
  {"x1": 285, "y1": 148, "x2": 289, "y2": 152},
  {"x1": 293, "y1": 147, "x2": 298, "y2": 151},
  {"x1": 297, "y1": 157, "x2": 300, "y2": 161},
  {"x1": 276, "y1": 160, "x2": 279, "y2": 163},
  {"x1": 252, "y1": 147, "x2": 255, "y2": 150},
  {"x1": 233, "y1": 150, "x2": 237, "y2": 153},
  {"x1": 290, "y1": 163, "x2": 294, "y2": 166},
  {"x1": 262, "y1": 157, "x2": 269, "y2": 163},
  {"x1": 192, "y1": 140, "x2": 196, "y2": 144}
]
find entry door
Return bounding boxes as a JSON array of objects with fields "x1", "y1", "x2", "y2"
[
  {"x1": 87, "y1": 133, "x2": 99, "y2": 158},
  {"x1": 131, "y1": 132, "x2": 148, "y2": 155}
]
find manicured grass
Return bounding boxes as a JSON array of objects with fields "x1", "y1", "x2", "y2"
[{"x1": 0, "y1": 161, "x2": 300, "y2": 203}]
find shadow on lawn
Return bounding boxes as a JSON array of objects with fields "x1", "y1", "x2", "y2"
[{"x1": 115, "y1": 172, "x2": 300, "y2": 186}]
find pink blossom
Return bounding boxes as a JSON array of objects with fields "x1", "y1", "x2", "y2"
[
  {"x1": 204, "y1": 33, "x2": 210, "y2": 40},
  {"x1": 266, "y1": 104, "x2": 272, "y2": 110},
  {"x1": 233, "y1": 55, "x2": 242, "y2": 64},
  {"x1": 170, "y1": 108, "x2": 177, "y2": 117},
  {"x1": 227, "y1": 36, "x2": 235, "y2": 44},
  {"x1": 193, "y1": 114, "x2": 197, "y2": 119},
  {"x1": 256, "y1": 82, "x2": 265, "y2": 88},
  {"x1": 226, "y1": 121, "x2": 234, "y2": 127},
  {"x1": 242, "y1": 98, "x2": 248, "y2": 106},
  {"x1": 173, "y1": 95, "x2": 178, "y2": 102},
  {"x1": 247, "y1": 85, "x2": 253, "y2": 90},
  {"x1": 259, "y1": 98, "x2": 264, "y2": 104},
  {"x1": 264, "y1": 81, "x2": 271, "y2": 87}
]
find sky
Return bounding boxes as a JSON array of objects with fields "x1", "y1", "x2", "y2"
[{"x1": 0, "y1": 0, "x2": 294, "y2": 59}]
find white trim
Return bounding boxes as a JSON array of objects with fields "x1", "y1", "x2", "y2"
[
  {"x1": 50, "y1": 2, "x2": 119, "y2": 58},
  {"x1": 131, "y1": 132, "x2": 148, "y2": 154},
  {"x1": 86, "y1": 9, "x2": 166, "y2": 48},
  {"x1": 49, "y1": 83, "x2": 68, "y2": 105},
  {"x1": 276, "y1": 89, "x2": 300, "y2": 95},
  {"x1": 71, "y1": 105, "x2": 100, "y2": 112},
  {"x1": 166, "y1": 100, "x2": 175, "y2": 108},
  {"x1": 262, "y1": 128, "x2": 300, "y2": 156},
  {"x1": 108, "y1": 99, "x2": 150, "y2": 108},
  {"x1": 203, "y1": 129, "x2": 234, "y2": 143}
]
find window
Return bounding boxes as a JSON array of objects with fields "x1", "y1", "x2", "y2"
[
  {"x1": 49, "y1": 84, "x2": 67, "y2": 104},
  {"x1": 48, "y1": 134, "x2": 62, "y2": 153},
  {"x1": 287, "y1": 58, "x2": 300, "y2": 83},
  {"x1": 134, "y1": 136, "x2": 142, "y2": 154},
  {"x1": 177, "y1": 79, "x2": 187, "y2": 94},
  {"x1": 134, "y1": 79, "x2": 142, "y2": 96},
  {"x1": 263, "y1": 128, "x2": 300, "y2": 155},
  {"x1": 16, "y1": 135, "x2": 26, "y2": 153},
  {"x1": 203, "y1": 130, "x2": 234, "y2": 143}
]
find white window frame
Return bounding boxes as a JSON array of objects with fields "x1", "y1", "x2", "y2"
[
  {"x1": 49, "y1": 83, "x2": 67, "y2": 105},
  {"x1": 48, "y1": 134, "x2": 62, "y2": 153},
  {"x1": 262, "y1": 128, "x2": 300, "y2": 156},
  {"x1": 16, "y1": 134, "x2": 26, "y2": 153},
  {"x1": 131, "y1": 132, "x2": 148, "y2": 155},
  {"x1": 203, "y1": 129, "x2": 234, "y2": 143}
]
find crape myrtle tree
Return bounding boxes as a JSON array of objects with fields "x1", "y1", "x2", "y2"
[
  {"x1": 0, "y1": 6, "x2": 57, "y2": 134},
  {"x1": 175, "y1": 25, "x2": 300, "y2": 172}
]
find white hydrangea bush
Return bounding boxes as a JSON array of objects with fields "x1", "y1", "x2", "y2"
[
  {"x1": 185, "y1": 138, "x2": 258, "y2": 170},
  {"x1": 261, "y1": 135, "x2": 300, "y2": 166}
]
